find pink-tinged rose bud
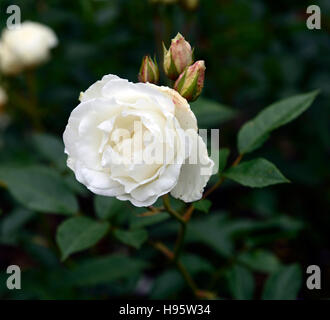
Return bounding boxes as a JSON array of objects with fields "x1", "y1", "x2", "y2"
[
  {"x1": 163, "y1": 33, "x2": 193, "y2": 80},
  {"x1": 174, "y1": 60, "x2": 205, "y2": 102},
  {"x1": 138, "y1": 56, "x2": 159, "y2": 84}
]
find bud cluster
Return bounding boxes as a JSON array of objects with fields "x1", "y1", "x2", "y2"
[
  {"x1": 138, "y1": 32, "x2": 205, "y2": 102},
  {"x1": 163, "y1": 33, "x2": 204, "y2": 102}
]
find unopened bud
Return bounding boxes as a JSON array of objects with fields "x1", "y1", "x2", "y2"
[
  {"x1": 163, "y1": 33, "x2": 193, "y2": 80},
  {"x1": 174, "y1": 60, "x2": 205, "y2": 102},
  {"x1": 138, "y1": 56, "x2": 159, "y2": 84}
]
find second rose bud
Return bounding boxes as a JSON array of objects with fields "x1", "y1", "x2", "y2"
[{"x1": 174, "y1": 60, "x2": 205, "y2": 102}]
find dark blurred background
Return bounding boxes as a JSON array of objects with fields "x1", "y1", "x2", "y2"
[{"x1": 0, "y1": 0, "x2": 329, "y2": 299}]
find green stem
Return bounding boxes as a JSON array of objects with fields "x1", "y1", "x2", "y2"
[
  {"x1": 162, "y1": 194, "x2": 187, "y2": 262},
  {"x1": 25, "y1": 70, "x2": 43, "y2": 131},
  {"x1": 176, "y1": 260, "x2": 198, "y2": 293},
  {"x1": 162, "y1": 194, "x2": 185, "y2": 224},
  {"x1": 174, "y1": 223, "x2": 186, "y2": 261},
  {"x1": 150, "y1": 240, "x2": 216, "y2": 299}
]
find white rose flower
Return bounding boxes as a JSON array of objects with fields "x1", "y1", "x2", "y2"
[
  {"x1": 0, "y1": 21, "x2": 58, "y2": 74},
  {"x1": 63, "y1": 75, "x2": 214, "y2": 207}
]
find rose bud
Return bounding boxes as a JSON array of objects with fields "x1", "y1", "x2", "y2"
[
  {"x1": 174, "y1": 60, "x2": 205, "y2": 102},
  {"x1": 163, "y1": 33, "x2": 193, "y2": 80},
  {"x1": 138, "y1": 55, "x2": 159, "y2": 84}
]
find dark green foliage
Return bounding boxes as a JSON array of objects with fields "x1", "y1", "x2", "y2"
[{"x1": 0, "y1": 0, "x2": 328, "y2": 300}]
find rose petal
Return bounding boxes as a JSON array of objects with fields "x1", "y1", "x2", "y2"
[
  {"x1": 80, "y1": 74, "x2": 120, "y2": 102},
  {"x1": 171, "y1": 130, "x2": 214, "y2": 202}
]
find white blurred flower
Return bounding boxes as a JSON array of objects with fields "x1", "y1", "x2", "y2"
[
  {"x1": 0, "y1": 43, "x2": 22, "y2": 75},
  {"x1": 0, "y1": 21, "x2": 58, "y2": 75},
  {"x1": 63, "y1": 75, "x2": 214, "y2": 207}
]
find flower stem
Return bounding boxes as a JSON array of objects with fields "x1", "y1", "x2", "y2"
[
  {"x1": 150, "y1": 240, "x2": 215, "y2": 299},
  {"x1": 158, "y1": 152, "x2": 245, "y2": 298},
  {"x1": 202, "y1": 176, "x2": 225, "y2": 200},
  {"x1": 174, "y1": 223, "x2": 186, "y2": 261},
  {"x1": 176, "y1": 259, "x2": 198, "y2": 293},
  {"x1": 161, "y1": 195, "x2": 217, "y2": 298},
  {"x1": 150, "y1": 241, "x2": 174, "y2": 260},
  {"x1": 162, "y1": 194, "x2": 185, "y2": 224},
  {"x1": 162, "y1": 194, "x2": 187, "y2": 261},
  {"x1": 232, "y1": 153, "x2": 243, "y2": 167},
  {"x1": 25, "y1": 70, "x2": 43, "y2": 131}
]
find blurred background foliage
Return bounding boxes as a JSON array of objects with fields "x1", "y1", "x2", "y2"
[{"x1": 0, "y1": 0, "x2": 329, "y2": 299}]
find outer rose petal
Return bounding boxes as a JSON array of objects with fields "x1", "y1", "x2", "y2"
[
  {"x1": 74, "y1": 161, "x2": 125, "y2": 197},
  {"x1": 79, "y1": 74, "x2": 120, "y2": 102},
  {"x1": 63, "y1": 98, "x2": 120, "y2": 170},
  {"x1": 130, "y1": 163, "x2": 181, "y2": 202},
  {"x1": 170, "y1": 130, "x2": 214, "y2": 202},
  {"x1": 149, "y1": 84, "x2": 198, "y2": 131},
  {"x1": 117, "y1": 193, "x2": 159, "y2": 208},
  {"x1": 102, "y1": 80, "x2": 176, "y2": 116}
]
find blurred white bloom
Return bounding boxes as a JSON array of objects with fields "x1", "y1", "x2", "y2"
[
  {"x1": 0, "y1": 21, "x2": 58, "y2": 75},
  {"x1": 63, "y1": 75, "x2": 214, "y2": 207},
  {"x1": 0, "y1": 43, "x2": 22, "y2": 75}
]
